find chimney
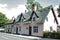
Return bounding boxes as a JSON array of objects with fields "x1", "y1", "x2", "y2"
[
  {"x1": 32, "y1": 4, "x2": 35, "y2": 11},
  {"x1": 12, "y1": 16, "x2": 15, "y2": 20}
]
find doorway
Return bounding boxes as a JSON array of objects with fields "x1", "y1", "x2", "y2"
[
  {"x1": 29, "y1": 26, "x2": 32, "y2": 36},
  {"x1": 16, "y1": 27, "x2": 18, "y2": 34}
]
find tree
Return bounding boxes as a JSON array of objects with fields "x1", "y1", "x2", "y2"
[
  {"x1": 26, "y1": 0, "x2": 42, "y2": 11},
  {"x1": 57, "y1": 6, "x2": 60, "y2": 17},
  {"x1": 0, "y1": 12, "x2": 8, "y2": 27}
]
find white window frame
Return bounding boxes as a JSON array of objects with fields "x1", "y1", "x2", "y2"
[{"x1": 33, "y1": 26, "x2": 38, "y2": 33}]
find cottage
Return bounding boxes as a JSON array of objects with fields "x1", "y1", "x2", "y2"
[
  {"x1": 13, "y1": 6, "x2": 58, "y2": 37},
  {"x1": 6, "y1": 5, "x2": 59, "y2": 37},
  {"x1": 5, "y1": 20, "x2": 13, "y2": 33}
]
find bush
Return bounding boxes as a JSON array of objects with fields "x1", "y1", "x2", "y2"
[
  {"x1": 43, "y1": 31, "x2": 60, "y2": 39},
  {"x1": 43, "y1": 31, "x2": 50, "y2": 38}
]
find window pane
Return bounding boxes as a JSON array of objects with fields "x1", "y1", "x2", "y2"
[
  {"x1": 33, "y1": 17, "x2": 35, "y2": 21},
  {"x1": 19, "y1": 27, "x2": 21, "y2": 31},
  {"x1": 33, "y1": 26, "x2": 38, "y2": 33},
  {"x1": 21, "y1": 19, "x2": 23, "y2": 22},
  {"x1": 50, "y1": 26, "x2": 53, "y2": 32}
]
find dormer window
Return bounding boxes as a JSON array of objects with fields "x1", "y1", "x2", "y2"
[
  {"x1": 50, "y1": 26, "x2": 53, "y2": 32},
  {"x1": 19, "y1": 13, "x2": 25, "y2": 23},
  {"x1": 33, "y1": 17, "x2": 35, "y2": 21},
  {"x1": 21, "y1": 19, "x2": 23, "y2": 22},
  {"x1": 22, "y1": 19, "x2": 23, "y2": 22}
]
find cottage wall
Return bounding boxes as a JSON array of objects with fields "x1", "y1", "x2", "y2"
[
  {"x1": 44, "y1": 10, "x2": 57, "y2": 32},
  {"x1": 18, "y1": 24, "x2": 29, "y2": 35},
  {"x1": 31, "y1": 22, "x2": 43, "y2": 37},
  {"x1": 12, "y1": 25, "x2": 17, "y2": 33},
  {"x1": 5, "y1": 25, "x2": 8, "y2": 32}
]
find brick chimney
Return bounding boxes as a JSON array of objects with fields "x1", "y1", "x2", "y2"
[{"x1": 32, "y1": 4, "x2": 35, "y2": 11}]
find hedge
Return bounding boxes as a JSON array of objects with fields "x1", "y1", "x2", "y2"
[{"x1": 43, "y1": 31, "x2": 60, "y2": 39}]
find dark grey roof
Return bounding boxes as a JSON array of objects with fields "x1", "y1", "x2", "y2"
[
  {"x1": 14, "y1": 5, "x2": 58, "y2": 24},
  {"x1": 14, "y1": 13, "x2": 25, "y2": 23},
  {"x1": 24, "y1": 5, "x2": 51, "y2": 23},
  {"x1": 24, "y1": 5, "x2": 58, "y2": 24},
  {"x1": 24, "y1": 11, "x2": 39, "y2": 22}
]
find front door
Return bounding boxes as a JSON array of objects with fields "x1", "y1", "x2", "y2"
[
  {"x1": 8, "y1": 29, "x2": 9, "y2": 33},
  {"x1": 29, "y1": 26, "x2": 32, "y2": 35},
  {"x1": 16, "y1": 27, "x2": 18, "y2": 34}
]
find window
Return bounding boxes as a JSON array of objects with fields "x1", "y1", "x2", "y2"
[
  {"x1": 33, "y1": 17, "x2": 35, "y2": 21},
  {"x1": 33, "y1": 26, "x2": 38, "y2": 33},
  {"x1": 19, "y1": 27, "x2": 21, "y2": 31},
  {"x1": 22, "y1": 19, "x2": 23, "y2": 22},
  {"x1": 54, "y1": 19, "x2": 55, "y2": 23},
  {"x1": 50, "y1": 26, "x2": 53, "y2": 32},
  {"x1": 46, "y1": 17, "x2": 48, "y2": 21},
  {"x1": 21, "y1": 17, "x2": 23, "y2": 22}
]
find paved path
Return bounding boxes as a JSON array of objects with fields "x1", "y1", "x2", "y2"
[
  {"x1": 0, "y1": 32, "x2": 33, "y2": 40},
  {"x1": 0, "y1": 32, "x2": 59, "y2": 40}
]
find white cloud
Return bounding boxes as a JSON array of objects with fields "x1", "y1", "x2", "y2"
[
  {"x1": 0, "y1": 4, "x2": 7, "y2": 8},
  {"x1": 0, "y1": 4, "x2": 26, "y2": 19}
]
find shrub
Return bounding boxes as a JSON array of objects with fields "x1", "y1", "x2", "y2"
[{"x1": 43, "y1": 31, "x2": 60, "y2": 39}]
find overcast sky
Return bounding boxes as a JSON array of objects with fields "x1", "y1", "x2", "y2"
[
  {"x1": 0, "y1": 0, "x2": 60, "y2": 8},
  {"x1": 0, "y1": 0, "x2": 60, "y2": 19}
]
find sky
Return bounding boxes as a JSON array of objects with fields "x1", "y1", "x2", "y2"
[{"x1": 0, "y1": 0, "x2": 60, "y2": 19}]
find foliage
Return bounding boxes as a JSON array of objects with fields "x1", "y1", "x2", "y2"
[
  {"x1": 57, "y1": 7, "x2": 60, "y2": 17},
  {"x1": 43, "y1": 31, "x2": 50, "y2": 38},
  {"x1": 26, "y1": 0, "x2": 42, "y2": 11},
  {"x1": 0, "y1": 12, "x2": 8, "y2": 27},
  {"x1": 43, "y1": 31, "x2": 60, "y2": 39}
]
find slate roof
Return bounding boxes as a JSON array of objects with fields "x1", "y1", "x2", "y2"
[
  {"x1": 14, "y1": 5, "x2": 58, "y2": 24},
  {"x1": 24, "y1": 5, "x2": 58, "y2": 24},
  {"x1": 14, "y1": 13, "x2": 25, "y2": 23},
  {"x1": 35, "y1": 6, "x2": 50, "y2": 23},
  {"x1": 24, "y1": 5, "x2": 51, "y2": 23},
  {"x1": 6, "y1": 20, "x2": 13, "y2": 24},
  {"x1": 24, "y1": 11, "x2": 39, "y2": 22}
]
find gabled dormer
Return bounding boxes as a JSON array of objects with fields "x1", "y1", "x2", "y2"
[
  {"x1": 25, "y1": 11, "x2": 39, "y2": 22},
  {"x1": 18, "y1": 13, "x2": 25, "y2": 23},
  {"x1": 30, "y1": 11, "x2": 39, "y2": 21},
  {"x1": 15, "y1": 13, "x2": 25, "y2": 23}
]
